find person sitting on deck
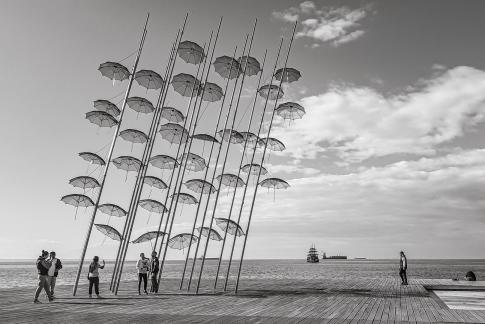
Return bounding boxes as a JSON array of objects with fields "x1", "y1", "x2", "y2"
[
  {"x1": 465, "y1": 271, "x2": 477, "y2": 281},
  {"x1": 136, "y1": 253, "x2": 150, "y2": 295},
  {"x1": 88, "y1": 256, "x2": 105, "y2": 298},
  {"x1": 34, "y1": 250, "x2": 53, "y2": 303},
  {"x1": 150, "y1": 251, "x2": 160, "y2": 293},
  {"x1": 399, "y1": 251, "x2": 408, "y2": 285},
  {"x1": 47, "y1": 251, "x2": 62, "y2": 299}
]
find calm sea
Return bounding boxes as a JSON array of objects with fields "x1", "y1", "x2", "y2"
[{"x1": 1, "y1": 259, "x2": 484, "y2": 289}]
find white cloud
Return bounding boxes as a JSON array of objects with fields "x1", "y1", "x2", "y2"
[{"x1": 272, "y1": 66, "x2": 485, "y2": 162}]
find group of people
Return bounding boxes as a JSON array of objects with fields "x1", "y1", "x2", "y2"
[{"x1": 34, "y1": 250, "x2": 62, "y2": 303}]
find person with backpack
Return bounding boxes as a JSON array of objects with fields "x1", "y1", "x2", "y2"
[
  {"x1": 136, "y1": 253, "x2": 150, "y2": 295},
  {"x1": 88, "y1": 256, "x2": 105, "y2": 298},
  {"x1": 150, "y1": 251, "x2": 159, "y2": 293},
  {"x1": 47, "y1": 251, "x2": 62, "y2": 299},
  {"x1": 34, "y1": 250, "x2": 52, "y2": 303}
]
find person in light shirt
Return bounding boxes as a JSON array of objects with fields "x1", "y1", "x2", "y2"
[
  {"x1": 47, "y1": 251, "x2": 62, "y2": 298},
  {"x1": 88, "y1": 256, "x2": 105, "y2": 298},
  {"x1": 136, "y1": 253, "x2": 150, "y2": 295},
  {"x1": 399, "y1": 251, "x2": 408, "y2": 285}
]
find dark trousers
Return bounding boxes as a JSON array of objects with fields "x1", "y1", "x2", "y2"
[
  {"x1": 399, "y1": 268, "x2": 408, "y2": 284},
  {"x1": 138, "y1": 273, "x2": 148, "y2": 292},
  {"x1": 150, "y1": 272, "x2": 159, "y2": 293},
  {"x1": 88, "y1": 277, "x2": 99, "y2": 295}
]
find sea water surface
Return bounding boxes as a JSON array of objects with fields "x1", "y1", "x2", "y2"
[{"x1": 1, "y1": 259, "x2": 484, "y2": 289}]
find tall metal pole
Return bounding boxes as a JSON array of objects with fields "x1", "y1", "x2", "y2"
[
  {"x1": 234, "y1": 21, "x2": 298, "y2": 293},
  {"x1": 72, "y1": 13, "x2": 150, "y2": 296},
  {"x1": 213, "y1": 49, "x2": 267, "y2": 290},
  {"x1": 196, "y1": 20, "x2": 257, "y2": 294},
  {"x1": 179, "y1": 46, "x2": 239, "y2": 290}
]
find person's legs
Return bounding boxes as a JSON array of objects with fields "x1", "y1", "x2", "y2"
[
  {"x1": 89, "y1": 277, "x2": 94, "y2": 296},
  {"x1": 34, "y1": 275, "x2": 45, "y2": 301},
  {"x1": 49, "y1": 276, "x2": 57, "y2": 297},
  {"x1": 142, "y1": 273, "x2": 148, "y2": 292},
  {"x1": 403, "y1": 270, "x2": 408, "y2": 284},
  {"x1": 94, "y1": 277, "x2": 100, "y2": 296},
  {"x1": 138, "y1": 273, "x2": 142, "y2": 293},
  {"x1": 399, "y1": 269, "x2": 405, "y2": 284}
]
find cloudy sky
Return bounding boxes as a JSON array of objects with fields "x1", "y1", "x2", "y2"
[{"x1": 1, "y1": 0, "x2": 485, "y2": 261}]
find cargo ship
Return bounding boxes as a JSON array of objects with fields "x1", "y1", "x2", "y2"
[{"x1": 322, "y1": 252, "x2": 347, "y2": 260}]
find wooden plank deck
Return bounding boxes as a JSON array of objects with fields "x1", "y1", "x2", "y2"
[{"x1": 1, "y1": 278, "x2": 485, "y2": 323}]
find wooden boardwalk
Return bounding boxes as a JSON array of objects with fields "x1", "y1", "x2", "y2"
[{"x1": 1, "y1": 278, "x2": 485, "y2": 323}]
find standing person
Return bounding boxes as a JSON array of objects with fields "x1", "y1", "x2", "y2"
[
  {"x1": 399, "y1": 251, "x2": 408, "y2": 285},
  {"x1": 88, "y1": 256, "x2": 105, "y2": 298},
  {"x1": 34, "y1": 250, "x2": 52, "y2": 303},
  {"x1": 149, "y1": 251, "x2": 159, "y2": 293},
  {"x1": 136, "y1": 253, "x2": 150, "y2": 295},
  {"x1": 47, "y1": 251, "x2": 62, "y2": 299}
]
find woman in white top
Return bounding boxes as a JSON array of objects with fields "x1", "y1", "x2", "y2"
[
  {"x1": 136, "y1": 253, "x2": 150, "y2": 295},
  {"x1": 88, "y1": 256, "x2": 105, "y2": 298}
]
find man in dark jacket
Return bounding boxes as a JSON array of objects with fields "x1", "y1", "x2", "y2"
[
  {"x1": 47, "y1": 251, "x2": 62, "y2": 298},
  {"x1": 399, "y1": 251, "x2": 408, "y2": 285},
  {"x1": 150, "y1": 251, "x2": 159, "y2": 293},
  {"x1": 34, "y1": 250, "x2": 52, "y2": 303}
]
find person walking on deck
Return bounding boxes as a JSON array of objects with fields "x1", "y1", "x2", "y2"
[
  {"x1": 399, "y1": 251, "x2": 408, "y2": 285},
  {"x1": 88, "y1": 256, "x2": 105, "y2": 298},
  {"x1": 149, "y1": 251, "x2": 159, "y2": 293},
  {"x1": 34, "y1": 250, "x2": 52, "y2": 303},
  {"x1": 47, "y1": 251, "x2": 62, "y2": 299},
  {"x1": 136, "y1": 253, "x2": 150, "y2": 295}
]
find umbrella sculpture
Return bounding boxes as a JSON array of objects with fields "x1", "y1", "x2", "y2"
[
  {"x1": 161, "y1": 107, "x2": 184, "y2": 123},
  {"x1": 196, "y1": 227, "x2": 222, "y2": 241},
  {"x1": 69, "y1": 176, "x2": 100, "y2": 190},
  {"x1": 258, "y1": 84, "x2": 284, "y2": 100},
  {"x1": 171, "y1": 73, "x2": 201, "y2": 97},
  {"x1": 159, "y1": 123, "x2": 189, "y2": 144},
  {"x1": 215, "y1": 218, "x2": 245, "y2": 237},
  {"x1": 132, "y1": 231, "x2": 166, "y2": 249},
  {"x1": 98, "y1": 203, "x2": 127, "y2": 218},
  {"x1": 213, "y1": 56, "x2": 242, "y2": 79},
  {"x1": 180, "y1": 153, "x2": 206, "y2": 172},
  {"x1": 112, "y1": 156, "x2": 142, "y2": 180},
  {"x1": 274, "y1": 67, "x2": 301, "y2": 83},
  {"x1": 134, "y1": 69, "x2": 165, "y2": 90},
  {"x1": 238, "y1": 56, "x2": 261, "y2": 76},
  {"x1": 199, "y1": 82, "x2": 224, "y2": 102},
  {"x1": 170, "y1": 193, "x2": 198, "y2": 205},
  {"x1": 258, "y1": 137, "x2": 286, "y2": 151},
  {"x1": 184, "y1": 179, "x2": 217, "y2": 194},
  {"x1": 139, "y1": 199, "x2": 167, "y2": 223},
  {"x1": 61, "y1": 194, "x2": 94, "y2": 219},
  {"x1": 259, "y1": 177, "x2": 290, "y2": 201},
  {"x1": 120, "y1": 129, "x2": 149, "y2": 144},
  {"x1": 217, "y1": 129, "x2": 244, "y2": 144},
  {"x1": 149, "y1": 154, "x2": 179, "y2": 170},
  {"x1": 240, "y1": 131, "x2": 260, "y2": 149},
  {"x1": 191, "y1": 133, "x2": 219, "y2": 143},
  {"x1": 78, "y1": 152, "x2": 106, "y2": 166},
  {"x1": 216, "y1": 173, "x2": 245, "y2": 188},
  {"x1": 275, "y1": 102, "x2": 305, "y2": 121},
  {"x1": 94, "y1": 224, "x2": 122, "y2": 241},
  {"x1": 126, "y1": 96, "x2": 155, "y2": 114},
  {"x1": 85, "y1": 111, "x2": 118, "y2": 128},
  {"x1": 241, "y1": 163, "x2": 268, "y2": 175},
  {"x1": 143, "y1": 176, "x2": 168, "y2": 190},
  {"x1": 168, "y1": 233, "x2": 198, "y2": 250},
  {"x1": 93, "y1": 99, "x2": 120, "y2": 117},
  {"x1": 177, "y1": 40, "x2": 205, "y2": 65},
  {"x1": 98, "y1": 62, "x2": 130, "y2": 82}
]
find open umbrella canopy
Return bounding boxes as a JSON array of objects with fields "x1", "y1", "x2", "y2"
[
  {"x1": 171, "y1": 73, "x2": 201, "y2": 97},
  {"x1": 196, "y1": 227, "x2": 222, "y2": 241},
  {"x1": 213, "y1": 56, "x2": 241, "y2": 79},
  {"x1": 191, "y1": 133, "x2": 219, "y2": 143},
  {"x1": 215, "y1": 218, "x2": 245, "y2": 237},
  {"x1": 94, "y1": 223, "x2": 122, "y2": 241},
  {"x1": 135, "y1": 69, "x2": 165, "y2": 90},
  {"x1": 149, "y1": 154, "x2": 179, "y2": 170},
  {"x1": 217, "y1": 129, "x2": 244, "y2": 144},
  {"x1": 275, "y1": 102, "x2": 305, "y2": 120},
  {"x1": 258, "y1": 84, "x2": 284, "y2": 100},
  {"x1": 69, "y1": 176, "x2": 100, "y2": 190},
  {"x1": 139, "y1": 199, "x2": 167, "y2": 214},
  {"x1": 259, "y1": 177, "x2": 290, "y2": 189},
  {"x1": 200, "y1": 82, "x2": 224, "y2": 102},
  {"x1": 161, "y1": 107, "x2": 184, "y2": 123},
  {"x1": 170, "y1": 192, "x2": 198, "y2": 204},
  {"x1": 132, "y1": 231, "x2": 166, "y2": 244},
  {"x1": 184, "y1": 179, "x2": 217, "y2": 194},
  {"x1": 143, "y1": 176, "x2": 167, "y2": 190},
  {"x1": 180, "y1": 152, "x2": 206, "y2": 172},
  {"x1": 159, "y1": 123, "x2": 189, "y2": 144},
  {"x1": 241, "y1": 163, "x2": 268, "y2": 175},
  {"x1": 126, "y1": 96, "x2": 155, "y2": 114},
  {"x1": 119, "y1": 129, "x2": 149, "y2": 144},
  {"x1": 86, "y1": 111, "x2": 118, "y2": 128},
  {"x1": 112, "y1": 156, "x2": 142, "y2": 172},
  {"x1": 216, "y1": 173, "x2": 245, "y2": 188},
  {"x1": 98, "y1": 203, "x2": 127, "y2": 217},
  {"x1": 168, "y1": 233, "x2": 198, "y2": 250},
  {"x1": 61, "y1": 194, "x2": 94, "y2": 208},
  {"x1": 258, "y1": 137, "x2": 286, "y2": 151},
  {"x1": 240, "y1": 131, "x2": 259, "y2": 145},
  {"x1": 98, "y1": 61, "x2": 130, "y2": 82},
  {"x1": 177, "y1": 40, "x2": 205, "y2": 65},
  {"x1": 78, "y1": 152, "x2": 105, "y2": 166},
  {"x1": 238, "y1": 56, "x2": 261, "y2": 76},
  {"x1": 93, "y1": 99, "x2": 120, "y2": 117},
  {"x1": 274, "y1": 67, "x2": 301, "y2": 83}
]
